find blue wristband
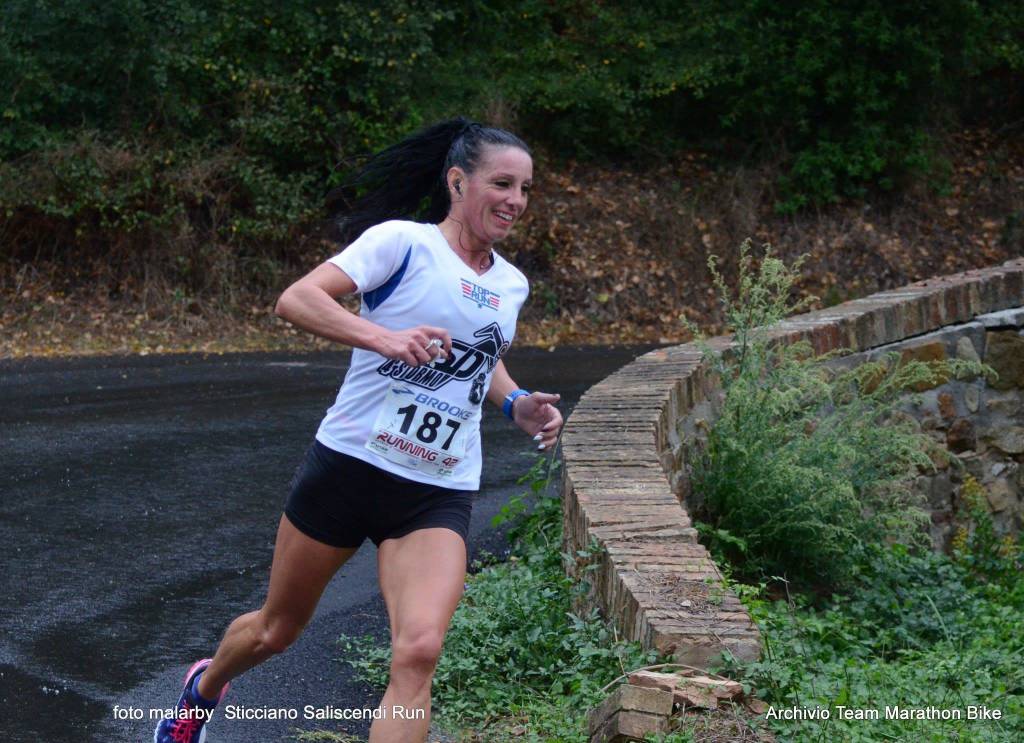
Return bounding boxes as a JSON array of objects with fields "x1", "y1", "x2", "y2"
[{"x1": 503, "y1": 389, "x2": 530, "y2": 420}]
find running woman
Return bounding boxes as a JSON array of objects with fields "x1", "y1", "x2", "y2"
[{"x1": 154, "y1": 118, "x2": 563, "y2": 743}]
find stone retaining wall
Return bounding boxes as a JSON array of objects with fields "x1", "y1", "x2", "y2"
[
  {"x1": 822, "y1": 306, "x2": 1024, "y2": 549},
  {"x1": 561, "y1": 258, "x2": 1024, "y2": 668}
]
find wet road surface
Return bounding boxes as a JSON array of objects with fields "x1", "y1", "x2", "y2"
[{"x1": 0, "y1": 346, "x2": 655, "y2": 742}]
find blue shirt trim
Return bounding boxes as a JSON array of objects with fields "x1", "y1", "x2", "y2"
[{"x1": 364, "y1": 246, "x2": 412, "y2": 311}]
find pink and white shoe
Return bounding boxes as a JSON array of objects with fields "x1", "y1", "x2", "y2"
[{"x1": 153, "y1": 659, "x2": 229, "y2": 743}]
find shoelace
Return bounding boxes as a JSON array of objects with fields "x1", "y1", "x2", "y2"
[{"x1": 169, "y1": 711, "x2": 204, "y2": 743}]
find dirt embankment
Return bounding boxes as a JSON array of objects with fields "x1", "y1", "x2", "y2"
[{"x1": 2, "y1": 127, "x2": 1021, "y2": 359}]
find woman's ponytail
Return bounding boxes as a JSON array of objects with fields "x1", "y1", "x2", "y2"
[{"x1": 327, "y1": 117, "x2": 530, "y2": 244}]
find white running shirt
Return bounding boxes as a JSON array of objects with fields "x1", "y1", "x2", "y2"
[{"x1": 315, "y1": 220, "x2": 529, "y2": 490}]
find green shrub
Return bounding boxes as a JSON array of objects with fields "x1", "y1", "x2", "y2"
[
  {"x1": 952, "y1": 475, "x2": 1024, "y2": 588},
  {"x1": 730, "y1": 576, "x2": 1024, "y2": 741},
  {"x1": 0, "y1": 0, "x2": 450, "y2": 161},
  {"x1": 690, "y1": 0, "x2": 978, "y2": 209},
  {"x1": 683, "y1": 242, "x2": 990, "y2": 589},
  {"x1": 0, "y1": 0, "x2": 453, "y2": 287},
  {"x1": 4, "y1": 1, "x2": 1022, "y2": 214},
  {"x1": 430, "y1": 1, "x2": 1024, "y2": 205},
  {"x1": 723, "y1": 496, "x2": 1024, "y2": 742}
]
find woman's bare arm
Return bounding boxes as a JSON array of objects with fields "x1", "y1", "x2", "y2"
[{"x1": 274, "y1": 262, "x2": 451, "y2": 366}]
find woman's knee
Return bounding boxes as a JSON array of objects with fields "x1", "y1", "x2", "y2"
[
  {"x1": 256, "y1": 611, "x2": 307, "y2": 655},
  {"x1": 391, "y1": 629, "x2": 445, "y2": 672}
]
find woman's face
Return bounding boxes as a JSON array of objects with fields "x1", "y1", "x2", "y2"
[{"x1": 452, "y1": 145, "x2": 533, "y2": 247}]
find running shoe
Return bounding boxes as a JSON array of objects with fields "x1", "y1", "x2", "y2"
[{"x1": 153, "y1": 658, "x2": 229, "y2": 743}]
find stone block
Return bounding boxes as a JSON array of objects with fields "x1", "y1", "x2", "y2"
[
  {"x1": 957, "y1": 335, "x2": 982, "y2": 363},
  {"x1": 965, "y1": 384, "x2": 981, "y2": 413},
  {"x1": 627, "y1": 671, "x2": 683, "y2": 693},
  {"x1": 984, "y1": 391, "x2": 1022, "y2": 414},
  {"x1": 684, "y1": 675, "x2": 744, "y2": 699},
  {"x1": 977, "y1": 307, "x2": 1024, "y2": 328},
  {"x1": 587, "y1": 684, "x2": 674, "y2": 734},
  {"x1": 745, "y1": 698, "x2": 770, "y2": 715},
  {"x1": 931, "y1": 472, "x2": 954, "y2": 509},
  {"x1": 930, "y1": 507, "x2": 954, "y2": 547},
  {"x1": 674, "y1": 684, "x2": 718, "y2": 710},
  {"x1": 914, "y1": 475, "x2": 932, "y2": 501},
  {"x1": 986, "y1": 478, "x2": 1015, "y2": 513},
  {"x1": 669, "y1": 634, "x2": 761, "y2": 666},
  {"x1": 938, "y1": 392, "x2": 958, "y2": 420},
  {"x1": 961, "y1": 452, "x2": 987, "y2": 481},
  {"x1": 623, "y1": 670, "x2": 746, "y2": 714},
  {"x1": 985, "y1": 331, "x2": 1024, "y2": 390},
  {"x1": 989, "y1": 427, "x2": 1024, "y2": 455},
  {"x1": 947, "y1": 418, "x2": 977, "y2": 453},
  {"x1": 589, "y1": 710, "x2": 669, "y2": 743}
]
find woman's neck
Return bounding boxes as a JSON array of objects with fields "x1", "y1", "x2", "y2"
[{"x1": 437, "y1": 218, "x2": 493, "y2": 273}]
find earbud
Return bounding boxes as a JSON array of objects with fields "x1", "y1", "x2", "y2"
[{"x1": 454, "y1": 181, "x2": 462, "y2": 195}]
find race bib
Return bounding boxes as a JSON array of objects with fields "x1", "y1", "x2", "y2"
[{"x1": 365, "y1": 383, "x2": 479, "y2": 479}]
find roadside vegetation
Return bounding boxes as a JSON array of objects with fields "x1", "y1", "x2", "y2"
[
  {"x1": 682, "y1": 242, "x2": 992, "y2": 588},
  {"x1": 684, "y1": 246, "x2": 1024, "y2": 741},
  {"x1": 725, "y1": 528, "x2": 1024, "y2": 742}
]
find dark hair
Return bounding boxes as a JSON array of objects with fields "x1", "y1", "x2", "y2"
[{"x1": 327, "y1": 117, "x2": 531, "y2": 243}]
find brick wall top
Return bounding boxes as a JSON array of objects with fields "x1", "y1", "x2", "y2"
[{"x1": 561, "y1": 257, "x2": 1024, "y2": 667}]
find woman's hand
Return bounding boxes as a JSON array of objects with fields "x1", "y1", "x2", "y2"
[
  {"x1": 512, "y1": 392, "x2": 563, "y2": 450},
  {"x1": 374, "y1": 325, "x2": 452, "y2": 367}
]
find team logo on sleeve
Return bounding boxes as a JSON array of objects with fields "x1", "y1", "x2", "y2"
[
  {"x1": 377, "y1": 322, "x2": 510, "y2": 391},
  {"x1": 460, "y1": 278, "x2": 501, "y2": 310}
]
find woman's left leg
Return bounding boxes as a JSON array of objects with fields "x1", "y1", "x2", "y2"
[{"x1": 368, "y1": 527, "x2": 467, "y2": 743}]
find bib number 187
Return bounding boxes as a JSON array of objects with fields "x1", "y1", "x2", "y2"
[
  {"x1": 366, "y1": 385, "x2": 475, "y2": 479},
  {"x1": 396, "y1": 404, "x2": 461, "y2": 450}
]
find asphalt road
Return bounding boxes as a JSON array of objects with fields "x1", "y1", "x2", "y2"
[{"x1": 0, "y1": 345, "x2": 654, "y2": 743}]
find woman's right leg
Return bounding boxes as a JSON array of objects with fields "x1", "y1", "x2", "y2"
[{"x1": 195, "y1": 513, "x2": 360, "y2": 699}]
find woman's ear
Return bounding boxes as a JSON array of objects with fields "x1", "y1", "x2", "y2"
[{"x1": 447, "y1": 167, "x2": 465, "y2": 199}]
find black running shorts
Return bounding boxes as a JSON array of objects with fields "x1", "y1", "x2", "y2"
[{"x1": 283, "y1": 439, "x2": 474, "y2": 549}]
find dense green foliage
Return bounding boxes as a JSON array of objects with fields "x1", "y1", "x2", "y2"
[
  {"x1": 2, "y1": 0, "x2": 1022, "y2": 276},
  {"x1": 337, "y1": 455, "x2": 672, "y2": 742},
  {"x1": 1, "y1": 0, "x2": 446, "y2": 163},
  {"x1": 686, "y1": 0, "x2": 1024, "y2": 208},
  {"x1": 1, "y1": 0, "x2": 453, "y2": 294},
  {"x1": 724, "y1": 504, "x2": 1024, "y2": 742},
  {"x1": 683, "y1": 244, "x2": 1021, "y2": 740},
  {"x1": 684, "y1": 242, "x2": 990, "y2": 589}
]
